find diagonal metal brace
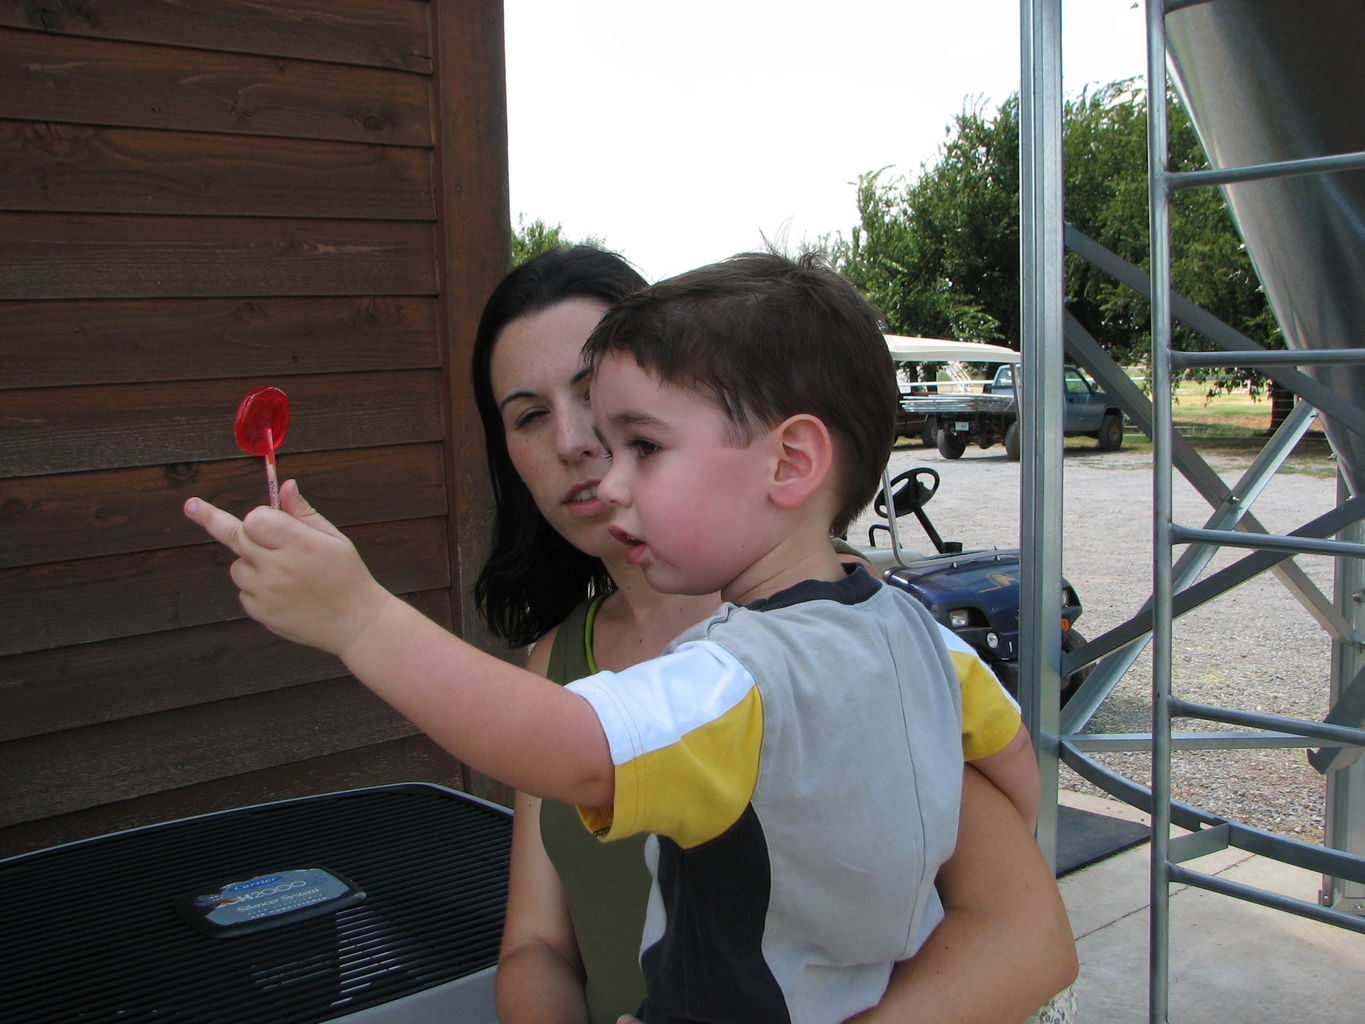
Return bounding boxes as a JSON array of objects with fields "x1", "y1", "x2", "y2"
[
  {"x1": 1069, "y1": 495, "x2": 1365, "y2": 666},
  {"x1": 1063, "y1": 224, "x2": 1365, "y2": 442}
]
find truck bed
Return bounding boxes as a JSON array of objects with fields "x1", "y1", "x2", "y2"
[{"x1": 900, "y1": 392, "x2": 1015, "y2": 415}]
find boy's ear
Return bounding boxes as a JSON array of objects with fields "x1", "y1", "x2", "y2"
[{"x1": 768, "y1": 414, "x2": 834, "y2": 511}]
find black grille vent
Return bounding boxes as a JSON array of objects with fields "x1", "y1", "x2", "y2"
[{"x1": 0, "y1": 785, "x2": 511, "y2": 1023}]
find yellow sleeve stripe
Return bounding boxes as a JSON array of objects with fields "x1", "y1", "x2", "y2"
[
  {"x1": 949, "y1": 649, "x2": 1024, "y2": 761},
  {"x1": 583, "y1": 685, "x2": 763, "y2": 849},
  {"x1": 569, "y1": 641, "x2": 764, "y2": 848}
]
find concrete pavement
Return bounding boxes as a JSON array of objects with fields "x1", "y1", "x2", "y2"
[{"x1": 1057, "y1": 791, "x2": 1365, "y2": 1023}]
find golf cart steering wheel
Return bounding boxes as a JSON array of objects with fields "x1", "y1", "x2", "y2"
[{"x1": 874, "y1": 467, "x2": 940, "y2": 520}]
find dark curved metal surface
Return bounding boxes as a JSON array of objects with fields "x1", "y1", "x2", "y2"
[{"x1": 1165, "y1": 0, "x2": 1365, "y2": 492}]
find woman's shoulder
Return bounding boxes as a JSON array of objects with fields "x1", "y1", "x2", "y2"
[
  {"x1": 524, "y1": 623, "x2": 560, "y2": 677},
  {"x1": 532, "y1": 594, "x2": 600, "y2": 684}
]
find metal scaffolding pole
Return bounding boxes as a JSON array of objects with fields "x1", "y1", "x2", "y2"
[
  {"x1": 1143, "y1": 4, "x2": 1176, "y2": 1019},
  {"x1": 1018, "y1": 0, "x2": 1066, "y2": 870},
  {"x1": 1018, "y1": 2, "x2": 1365, "y2": 1018}
]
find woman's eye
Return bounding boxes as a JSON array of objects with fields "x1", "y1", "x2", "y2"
[
  {"x1": 630, "y1": 439, "x2": 660, "y2": 458},
  {"x1": 511, "y1": 408, "x2": 547, "y2": 430}
]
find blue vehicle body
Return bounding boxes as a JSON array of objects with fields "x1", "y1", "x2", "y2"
[
  {"x1": 864, "y1": 468, "x2": 1087, "y2": 702},
  {"x1": 888, "y1": 549, "x2": 1026, "y2": 662}
]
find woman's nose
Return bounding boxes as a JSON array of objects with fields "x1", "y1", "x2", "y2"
[{"x1": 556, "y1": 414, "x2": 603, "y2": 463}]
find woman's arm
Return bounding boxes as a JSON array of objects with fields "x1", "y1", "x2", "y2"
[
  {"x1": 495, "y1": 789, "x2": 590, "y2": 1024},
  {"x1": 846, "y1": 766, "x2": 1078, "y2": 1024},
  {"x1": 968, "y1": 724, "x2": 1041, "y2": 831},
  {"x1": 495, "y1": 630, "x2": 592, "y2": 1024}
]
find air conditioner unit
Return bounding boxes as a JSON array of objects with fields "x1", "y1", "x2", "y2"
[{"x1": 0, "y1": 784, "x2": 511, "y2": 1023}]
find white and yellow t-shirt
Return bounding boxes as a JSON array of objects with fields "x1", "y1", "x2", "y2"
[{"x1": 567, "y1": 568, "x2": 972, "y2": 1024}]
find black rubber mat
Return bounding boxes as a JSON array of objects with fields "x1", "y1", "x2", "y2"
[{"x1": 1056, "y1": 803, "x2": 1151, "y2": 876}]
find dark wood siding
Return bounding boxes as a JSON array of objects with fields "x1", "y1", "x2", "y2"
[{"x1": 0, "y1": 0, "x2": 511, "y2": 857}]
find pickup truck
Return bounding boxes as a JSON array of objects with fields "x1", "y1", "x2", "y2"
[{"x1": 903, "y1": 363, "x2": 1124, "y2": 460}]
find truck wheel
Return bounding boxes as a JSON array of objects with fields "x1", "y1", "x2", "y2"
[
  {"x1": 936, "y1": 426, "x2": 966, "y2": 460},
  {"x1": 1097, "y1": 411, "x2": 1123, "y2": 451},
  {"x1": 1004, "y1": 421, "x2": 1021, "y2": 461},
  {"x1": 920, "y1": 416, "x2": 937, "y2": 447}
]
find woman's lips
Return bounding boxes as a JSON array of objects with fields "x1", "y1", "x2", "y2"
[{"x1": 563, "y1": 482, "x2": 607, "y2": 517}]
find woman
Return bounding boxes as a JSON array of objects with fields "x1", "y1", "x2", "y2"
[{"x1": 472, "y1": 246, "x2": 1076, "y2": 1023}]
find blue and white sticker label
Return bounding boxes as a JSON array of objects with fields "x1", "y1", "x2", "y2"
[{"x1": 179, "y1": 866, "x2": 364, "y2": 936}]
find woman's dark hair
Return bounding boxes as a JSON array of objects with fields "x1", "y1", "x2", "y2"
[{"x1": 471, "y1": 245, "x2": 648, "y2": 646}]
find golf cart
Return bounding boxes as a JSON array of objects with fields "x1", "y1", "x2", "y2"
[{"x1": 857, "y1": 464, "x2": 1089, "y2": 705}]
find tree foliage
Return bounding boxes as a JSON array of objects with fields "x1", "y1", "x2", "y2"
[
  {"x1": 512, "y1": 216, "x2": 605, "y2": 267},
  {"x1": 834, "y1": 79, "x2": 1279, "y2": 390}
]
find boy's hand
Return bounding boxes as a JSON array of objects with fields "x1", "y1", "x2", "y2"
[{"x1": 184, "y1": 479, "x2": 392, "y2": 658}]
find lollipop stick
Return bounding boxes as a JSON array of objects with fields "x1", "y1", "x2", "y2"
[{"x1": 265, "y1": 426, "x2": 280, "y2": 509}]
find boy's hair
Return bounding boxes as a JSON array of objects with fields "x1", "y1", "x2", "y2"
[{"x1": 582, "y1": 251, "x2": 896, "y2": 534}]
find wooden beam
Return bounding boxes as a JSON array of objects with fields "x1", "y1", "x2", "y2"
[
  {"x1": 0, "y1": 213, "x2": 436, "y2": 300},
  {"x1": 429, "y1": 0, "x2": 513, "y2": 806}
]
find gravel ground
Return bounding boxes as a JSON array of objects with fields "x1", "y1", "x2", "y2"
[{"x1": 847, "y1": 434, "x2": 1343, "y2": 843}]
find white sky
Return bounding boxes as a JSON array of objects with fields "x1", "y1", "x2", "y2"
[{"x1": 504, "y1": 0, "x2": 1148, "y2": 282}]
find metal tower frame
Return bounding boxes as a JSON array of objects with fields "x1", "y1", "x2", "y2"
[{"x1": 1019, "y1": 1, "x2": 1365, "y2": 1020}]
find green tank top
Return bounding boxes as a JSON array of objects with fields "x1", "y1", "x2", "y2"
[{"x1": 540, "y1": 595, "x2": 651, "y2": 1024}]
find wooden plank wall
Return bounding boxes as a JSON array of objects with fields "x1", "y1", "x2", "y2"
[{"x1": 0, "y1": 0, "x2": 512, "y2": 858}]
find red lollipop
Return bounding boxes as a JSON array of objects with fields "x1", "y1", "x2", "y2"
[{"x1": 234, "y1": 386, "x2": 291, "y2": 508}]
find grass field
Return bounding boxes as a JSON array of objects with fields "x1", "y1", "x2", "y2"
[
  {"x1": 1170, "y1": 381, "x2": 1288, "y2": 436},
  {"x1": 1071, "y1": 381, "x2": 1337, "y2": 473},
  {"x1": 1126, "y1": 382, "x2": 1327, "y2": 441}
]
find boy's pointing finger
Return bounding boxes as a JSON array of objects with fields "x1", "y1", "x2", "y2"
[{"x1": 184, "y1": 497, "x2": 247, "y2": 554}]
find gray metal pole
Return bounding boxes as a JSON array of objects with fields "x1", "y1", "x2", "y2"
[
  {"x1": 1018, "y1": 0, "x2": 1065, "y2": 867},
  {"x1": 1325, "y1": 472, "x2": 1365, "y2": 911},
  {"x1": 1145, "y1": 1, "x2": 1174, "y2": 1020}
]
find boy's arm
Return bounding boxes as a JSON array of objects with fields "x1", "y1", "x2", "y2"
[
  {"x1": 949, "y1": 635, "x2": 1040, "y2": 829},
  {"x1": 967, "y1": 723, "x2": 1040, "y2": 830},
  {"x1": 184, "y1": 482, "x2": 613, "y2": 807}
]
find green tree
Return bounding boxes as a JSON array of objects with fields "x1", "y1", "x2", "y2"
[
  {"x1": 1061, "y1": 80, "x2": 1279, "y2": 386},
  {"x1": 512, "y1": 216, "x2": 605, "y2": 267},
  {"x1": 834, "y1": 79, "x2": 1278, "y2": 393}
]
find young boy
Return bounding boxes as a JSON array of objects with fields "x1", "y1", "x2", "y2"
[{"x1": 186, "y1": 253, "x2": 1012, "y2": 1023}]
